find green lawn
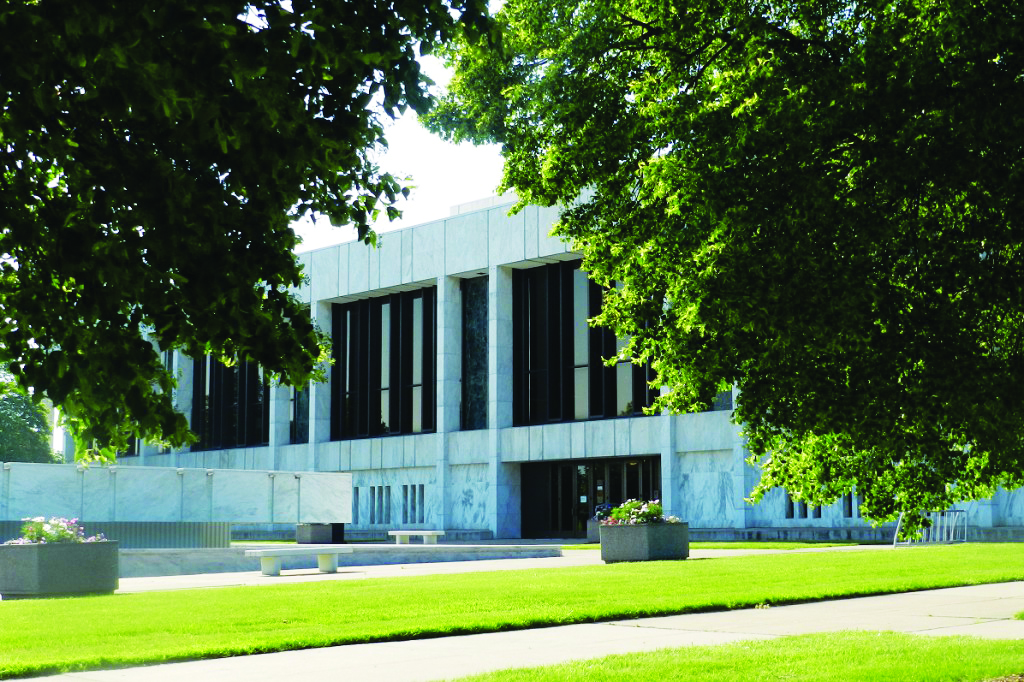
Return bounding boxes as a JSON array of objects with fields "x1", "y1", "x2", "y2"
[
  {"x1": 0, "y1": 544, "x2": 1021, "y2": 679},
  {"x1": 561, "y1": 541, "x2": 862, "y2": 550},
  {"x1": 457, "y1": 631, "x2": 1024, "y2": 682}
]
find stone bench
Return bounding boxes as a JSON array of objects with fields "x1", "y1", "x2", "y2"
[
  {"x1": 388, "y1": 530, "x2": 445, "y2": 545},
  {"x1": 244, "y1": 546, "x2": 354, "y2": 576}
]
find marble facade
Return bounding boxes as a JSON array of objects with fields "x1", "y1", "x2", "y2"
[{"x1": 103, "y1": 194, "x2": 1024, "y2": 540}]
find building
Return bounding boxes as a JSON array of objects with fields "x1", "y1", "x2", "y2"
[{"x1": 114, "y1": 195, "x2": 1023, "y2": 541}]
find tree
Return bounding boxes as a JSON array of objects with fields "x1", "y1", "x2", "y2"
[
  {"x1": 428, "y1": 0, "x2": 1024, "y2": 526},
  {"x1": 0, "y1": 374, "x2": 58, "y2": 463},
  {"x1": 0, "y1": 0, "x2": 490, "y2": 456}
]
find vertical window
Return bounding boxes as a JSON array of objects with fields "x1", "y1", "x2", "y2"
[
  {"x1": 370, "y1": 486, "x2": 391, "y2": 524},
  {"x1": 331, "y1": 287, "x2": 436, "y2": 439},
  {"x1": 615, "y1": 338, "x2": 633, "y2": 417},
  {"x1": 380, "y1": 302, "x2": 391, "y2": 433},
  {"x1": 160, "y1": 350, "x2": 175, "y2": 454},
  {"x1": 572, "y1": 269, "x2": 590, "y2": 420},
  {"x1": 403, "y1": 484, "x2": 424, "y2": 525},
  {"x1": 708, "y1": 389, "x2": 734, "y2": 411},
  {"x1": 191, "y1": 356, "x2": 269, "y2": 451},
  {"x1": 411, "y1": 296, "x2": 423, "y2": 433},
  {"x1": 513, "y1": 261, "x2": 657, "y2": 426},
  {"x1": 461, "y1": 276, "x2": 488, "y2": 430},
  {"x1": 353, "y1": 487, "x2": 360, "y2": 525},
  {"x1": 119, "y1": 436, "x2": 139, "y2": 458},
  {"x1": 289, "y1": 387, "x2": 309, "y2": 444}
]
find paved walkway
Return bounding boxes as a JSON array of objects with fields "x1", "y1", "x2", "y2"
[{"x1": 45, "y1": 549, "x2": 1024, "y2": 682}]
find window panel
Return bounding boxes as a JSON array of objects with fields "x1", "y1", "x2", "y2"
[
  {"x1": 411, "y1": 386, "x2": 422, "y2": 433},
  {"x1": 616, "y1": 362, "x2": 633, "y2": 416},
  {"x1": 572, "y1": 269, "x2": 590, "y2": 367},
  {"x1": 460, "y1": 276, "x2": 488, "y2": 430},
  {"x1": 331, "y1": 287, "x2": 436, "y2": 440},
  {"x1": 412, "y1": 296, "x2": 423, "y2": 384},
  {"x1": 191, "y1": 356, "x2": 269, "y2": 451},
  {"x1": 574, "y1": 367, "x2": 589, "y2": 420},
  {"x1": 380, "y1": 303, "x2": 390, "y2": 389}
]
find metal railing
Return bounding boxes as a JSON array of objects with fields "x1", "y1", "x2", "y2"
[{"x1": 893, "y1": 509, "x2": 967, "y2": 547}]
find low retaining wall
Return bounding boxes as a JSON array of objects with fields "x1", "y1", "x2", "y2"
[{"x1": 119, "y1": 544, "x2": 563, "y2": 578}]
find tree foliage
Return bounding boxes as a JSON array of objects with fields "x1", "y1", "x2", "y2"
[
  {"x1": 0, "y1": 374, "x2": 58, "y2": 463},
  {"x1": 0, "y1": 0, "x2": 490, "y2": 456},
  {"x1": 428, "y1": 0, "x2": 1024, "y2": 524}
]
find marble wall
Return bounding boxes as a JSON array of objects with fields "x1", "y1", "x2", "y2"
[
  {"x1": 447, "y1": 464, "x2": 490, "y2": 530},
  {"x1": 991, "y1": 488, "x2": 1024, "y2": 526},
  {"x1": 349, "y1": 466, "x2": 439, "y2": 528},
  {"x1": 674, "y1": 449, "x2": 741, "y2": 527},
  {"x1": 0, "y1": 463, "x2": 351, "y2": 524}
]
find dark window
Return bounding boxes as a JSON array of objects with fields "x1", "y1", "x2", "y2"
[
  {"x1": 513, "y1": 261, "x2": 657, "y2": 426},
  {"x1": 290, "y1": 387, "x2": 309, "y2": 444},
  {"x1": 118, "y1": 436, "x2": 139, "y2": 458},
  {"x1": 160, "y1": 350, "x2": 175, "y2": 454},
  {"x1": 331, "y1": 287, "x2": 436, "y2": 439},
  {"x1": 708, "y1": 389, "x2": 733, "y2": 411},
  {"x1": 461, "y1": 276, "x2": 489, "y2": 430},
  {"x1": 191, "y1": 356, "x2": 269, "y2": 451}
]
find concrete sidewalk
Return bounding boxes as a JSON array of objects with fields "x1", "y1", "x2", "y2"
[{"x1": 48, "y1": 558, "x2": 1024, "y2": 682}]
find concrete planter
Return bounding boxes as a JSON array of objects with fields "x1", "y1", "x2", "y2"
[
  {"x1": 0, "y1": 541, "x2": 119, "y2": 598},
  {"x1": 586, "y1": 519, "x2": 601, "y2": 543},
  {"x1": 599, "y1": 523, "x2": 689, "y2": 563}
]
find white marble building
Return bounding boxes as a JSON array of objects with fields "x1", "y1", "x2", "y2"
[{"x1": 113, "y1": 195, "x2": 1024, "y2": 541}]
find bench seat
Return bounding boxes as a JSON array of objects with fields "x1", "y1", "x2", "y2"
[
  {"x1": 244, "y1": 546, "x2": 354, "y2": 576},
  {"x1": 388, "y1": 530, "x2": 446, "y2": 545}
]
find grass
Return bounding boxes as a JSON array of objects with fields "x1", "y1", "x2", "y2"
[
  {"x1": 561, "y1": 541, "x2": 862, "y2": 550},
  {"x1": 457, "y1": 631, "x2": 1024, "y2": 681},
  {"x1": 1, "y1": 544, "x2": 1022, "y2": 678}
]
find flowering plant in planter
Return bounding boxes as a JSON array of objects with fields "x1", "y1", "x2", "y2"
[
  {"x1": 601, "y1": 499, "x2": 681, "y2": 525},
  {"x1": 3, "y1": 517, "x2": 107, "y2": 545},
  {"x1": 599, "y1": 500, "x2": 688, "y2": 562}
]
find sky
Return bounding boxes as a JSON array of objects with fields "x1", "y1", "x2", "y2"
[{"x1": 291, "y1": 56, "x2": 506, "y2": 253}]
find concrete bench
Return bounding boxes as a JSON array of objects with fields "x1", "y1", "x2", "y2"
[
  {"x1": 244, "y1": 546, "x2": 354, "y2": 576},
  {"x1": 388, "y1": 530, "x2": 445, "y2": 545}
]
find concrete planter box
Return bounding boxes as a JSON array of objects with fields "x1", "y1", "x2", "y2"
[
  {"x1": 0, "y1": 542, "x2": 119, "y2": 598},
  {"x1": 586, "y1": 519, "x2": 601, "y2": 543},
  {"x1": 599, "y1": 523, "x2": 689, "y2": 563}
]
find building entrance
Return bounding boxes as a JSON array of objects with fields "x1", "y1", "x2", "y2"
[{"x1": 520, "y1": 456, "x2": 662, "y2": 538}]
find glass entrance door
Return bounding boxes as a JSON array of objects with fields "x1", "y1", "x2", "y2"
[{"x1": 521, "y1": 455, "x2": 662, "y2": 538}]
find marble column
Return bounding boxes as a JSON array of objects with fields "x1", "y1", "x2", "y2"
[
  {"x1": 174, "y1": 352, "x2": 195, "y2": 469},
  {"x1": 488, "y1": 265, "x2": 520, "y2": 538},
  {"x1": 434, "y1": 276, "x2": 462, "y2": 531},
  {"x1": 308, "y1": 301, "x2": 333, "y2": 473},
  {"x1": 660, "y1": 410, "x2": 679, "y2": 521},
  {"x1": 269, "y1": 382, "x2": 290, "y2": 470}
]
